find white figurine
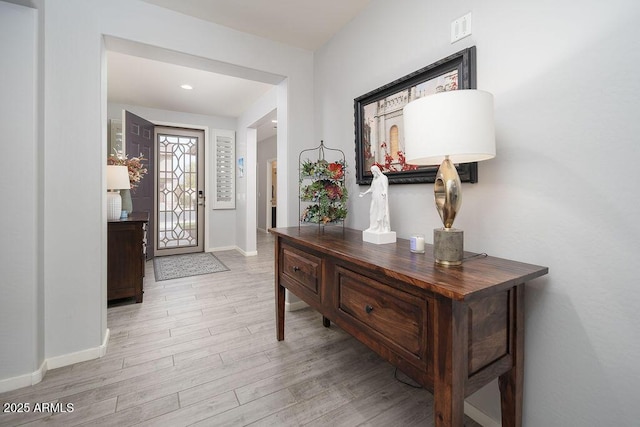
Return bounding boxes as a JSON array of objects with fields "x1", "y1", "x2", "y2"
[
  {"x1": 359, "y1": 165, "x2": 390, "y2": 232},
  {"x1": 359, "y1": 165, "x2": 396, "y2": 244}
]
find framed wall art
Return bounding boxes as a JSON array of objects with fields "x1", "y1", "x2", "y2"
[{"x1": 354, "y1": 46, "x2": 478, "y2": 185}]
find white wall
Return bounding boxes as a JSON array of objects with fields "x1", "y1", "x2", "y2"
[
  {"x1": 0, "y1": 1, "x2": 41, "y2": 387},
  {"x1": 314, "y1": 0, "x2": 640, "y2": 425},
  {"x1": 107, "y1": 103, "x2": 238, "y2": 250},
  {"x1": 0, "y1": 0, "x2": 314, "y2": 389}
]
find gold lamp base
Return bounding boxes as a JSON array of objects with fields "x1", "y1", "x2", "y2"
[{"x1": 433, "y1": 157, "x2": 463, "y2": 266}]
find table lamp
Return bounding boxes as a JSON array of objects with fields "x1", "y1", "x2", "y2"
[
  {"x1": 107, "y1": 165, "x2": 131, "y2": 220},
  {"x1": 403, "y1": 89, "x2": 495, "y2": 266}
]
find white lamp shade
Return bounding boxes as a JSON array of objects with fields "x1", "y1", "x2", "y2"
[
  {"x1": 107, "y1": 165, "x2": 130, "y2": 190},
  {"x1": 403, "y1": 89, "x2": 496, "y2": 165}
]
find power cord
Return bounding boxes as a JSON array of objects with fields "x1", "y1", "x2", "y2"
[
  {"x1": 463, "y1": 252, "x2": 488, "y2": 262},
  {"x1": 394, "y1": 367, "x2": 422, "y2": 389}
]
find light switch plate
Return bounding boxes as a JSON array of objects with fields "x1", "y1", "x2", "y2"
[{"x1": 451, "y1": 12, "x2": 472, "y2": 43}]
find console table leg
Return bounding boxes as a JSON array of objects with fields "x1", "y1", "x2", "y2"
[
  {"x1": 433, "y1": 297, "x2": 468, "y2": 427},
  {"x1": 322, "y1": 316, "x2": 330, "y2": 328},
  {"x1": 276, "y1": 285, "x2": 285, "y2": 341},
  {"x1": 499, "y1": 284, "x2": 525, "y2": 427},
  {"x1": 275, "y1": 238, "x2": 285, "y2": 341}
]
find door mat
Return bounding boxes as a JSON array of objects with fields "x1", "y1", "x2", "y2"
[{"x1": 153, "y1": 252, "x2": 229, "y2": 281}]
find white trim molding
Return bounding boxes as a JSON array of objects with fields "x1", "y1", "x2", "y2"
[
  {"x1": 47, "y1": 327, "x2": 110, "y2": 369},
  {"x1": 0, "y1": 360, "x2": 47, "y2": 394},
  {"x1": 208, "y1": 245, "x2": 238, "y2": 252},
  {"x1": 100, "y1": 328, "x2": 110, "y2": 357},
  {"x1": 0, "y1": 328, "x2": 110, "y2": 393},
  {"x1": 207, "y1": 246, "x2": 257, "y2": 256},
  {"x1": 464, "y1": 401, "x2": 501, "y2": 427},
  {"x1": 285, "y1": 299, "x2": 309, "y2": 312},
  {"x1": 234, "y1": 246, "x2": 258, "y2": 257}
]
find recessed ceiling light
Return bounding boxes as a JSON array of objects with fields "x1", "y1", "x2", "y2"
[
  {"x1": 180, "y1": 84, "x2": 193, "y2": 90},
  {"x1": 271, "y1": 120, "x2": 278, "y2": 123}
]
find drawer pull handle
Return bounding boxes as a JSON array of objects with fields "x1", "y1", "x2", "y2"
[
  {"x1": 293, "y1": 266, "x2": 300, "y2": 272},
  {"x1": 365, "y1": 305, "x2": 374, "y2": 314}
]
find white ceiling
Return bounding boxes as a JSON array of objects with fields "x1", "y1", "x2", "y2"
[
  {"x1": 108, "y1": 0, "x2": 370, "y2": 140},
  {"x1": 140, "y1": 0, "x2": 370, "y2": 51},
  {"x1": 107, "y1": 51, "x2": 275, "y2": 119}
]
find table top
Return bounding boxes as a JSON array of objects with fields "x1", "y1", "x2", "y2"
[
  {"x1": 270, "y1": 226, "x2": 548, "y2": 301},
  {"x1": 108, "y1": 211, "x2": 149, "y2": 223}
]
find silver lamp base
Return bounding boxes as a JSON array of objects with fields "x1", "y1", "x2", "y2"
[{"x1": 433, "y1": 228, "x2": 463, "y2": 266}]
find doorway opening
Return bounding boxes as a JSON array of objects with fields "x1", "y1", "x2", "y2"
[
  {"x1": 254, "y1": 108, "x2": 278, "y2": 233},
  {"x1": 267, "y1": 159, "x2": 277, "y2": 229}
]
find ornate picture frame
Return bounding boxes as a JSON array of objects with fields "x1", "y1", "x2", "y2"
[{"x1": 354, "y1": 46, "x2": 477, "y2": 185}]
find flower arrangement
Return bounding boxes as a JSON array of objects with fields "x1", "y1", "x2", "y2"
[
  {"x1": 300, "y1": 179, "x2": 344, "y2": 202},
  {"x1": 300, "y1": 159, "x2": 345, "y2": 180},
  {"x1": 301, "y1": 204, "x2": 347, "y2": 224},
  {"x1": 107, "y1": 151, "x2": 148, "y2": 190},
  {"x1": 299, "y1": 158, "x2": 348, "y2": 225}
]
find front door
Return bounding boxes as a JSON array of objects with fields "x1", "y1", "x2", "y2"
[
  {"x1": 125, "y1": 111, "x2": 155, "y2": 258},
  {"x1": 155, "y1": 127, "x2": 205, "y2": 256}
]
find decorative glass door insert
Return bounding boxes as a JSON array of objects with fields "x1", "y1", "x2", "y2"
[{"x1": 155, "y1": 127, "x2": 204, "y2": 256}]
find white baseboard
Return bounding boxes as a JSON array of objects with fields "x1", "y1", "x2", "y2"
[
  {"x1": 207, "y1": 245, "x2": 237, "y2": 252},
  {"x1": 47, "y1": 328, "x2": 110, "y2": 369},
  {"x1": 0, "y1": 328, "x2": 110, "y2": 393},
  {"x1": 286, "y1": 299, "x2": 309, "y2": 311},
  {"x1": 100, "y1": 328, "x2": 110, "y2": 357},
  {"x1": 0, "y1": 359, "x2": 47, "y2": 394},
  {"x1": 464, "y1": 401, "x2": 501, "y2": 427},
  {"x1": 32, "y1": 359, "x2": 48, "y2": 385},
  {"x1": 234, "y1": 246, "x2": 258, "y2": 257},
  {"x1": 207, "y1": 245, "x2": 258, "y2": 257}
]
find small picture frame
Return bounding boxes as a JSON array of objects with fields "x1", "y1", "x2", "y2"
[{"x1": 237, "y1": 157, "x2": 245, "y2": 178}]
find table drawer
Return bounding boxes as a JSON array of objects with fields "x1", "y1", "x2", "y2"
[
  {"x1": 280, "y1": 243, "x2": 321, "y2": 300},
  {"x1": 336, "y1": 265, "x2": 428, "y2": 361}
]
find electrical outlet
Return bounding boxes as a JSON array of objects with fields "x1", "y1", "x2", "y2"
[{"x1": 451, "y1": 12, "x2": 472, "y2": 43}]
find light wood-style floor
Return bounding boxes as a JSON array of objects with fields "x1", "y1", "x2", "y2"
[{"x1": 0, "y1": 231, "x2": 481, "y2": 427}]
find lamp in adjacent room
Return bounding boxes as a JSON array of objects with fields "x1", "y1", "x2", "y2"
[
  {"x1": 106, "y1": 165, "x2": 130, "y2": 221},
  {"x1": 403, "y1": 89, "x2": 496, "y2": 266}
]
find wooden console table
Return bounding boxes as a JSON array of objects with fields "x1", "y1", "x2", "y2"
[
  {"x1": 270, "y1": 227, "x2": 548, "y2": 427},
  {"x1": 108, "y1": 211, "x2": 148, "y2": 303}
]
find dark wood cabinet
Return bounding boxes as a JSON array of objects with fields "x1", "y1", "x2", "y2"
[
  {"x1": 108, "y1": 212, "x2": 148, "y2": 303},
  {"x1": 271, "y1": 226, "x2": 548, "y2": 427}
]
